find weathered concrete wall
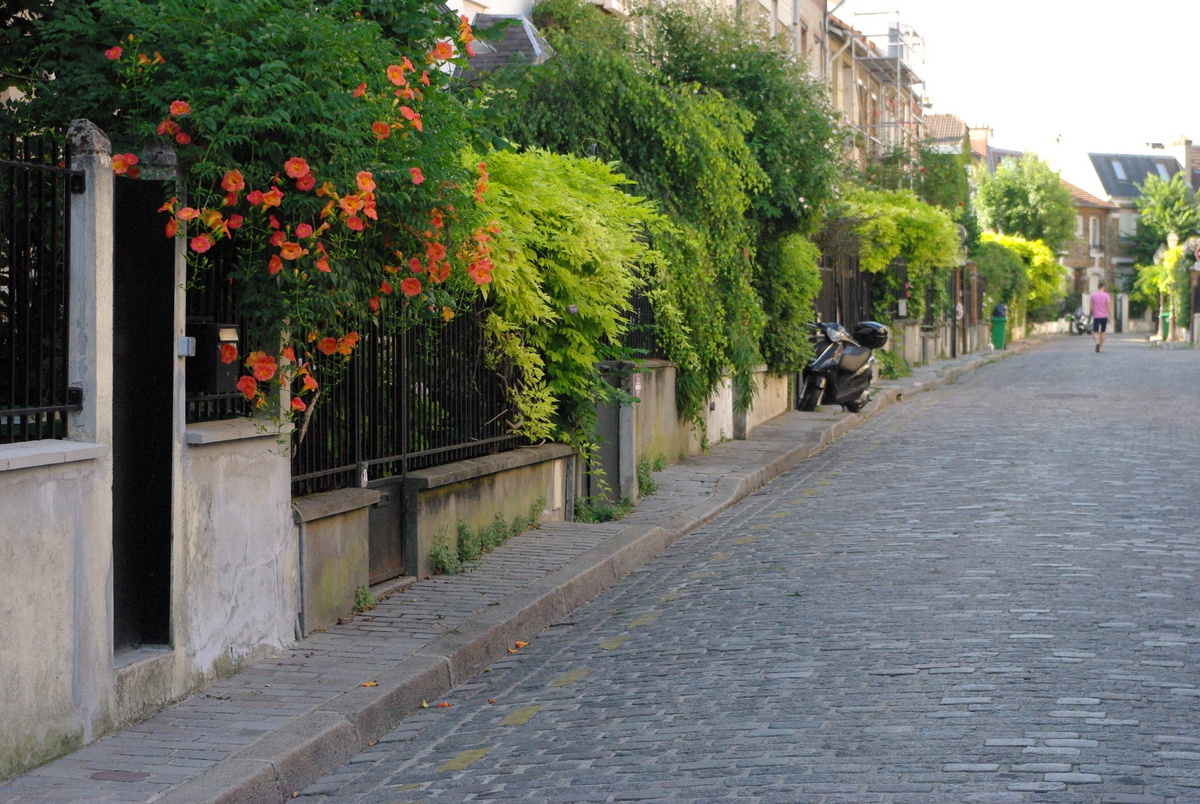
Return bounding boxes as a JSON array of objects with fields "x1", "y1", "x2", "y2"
[
  {"x1": 292, "y1": 488, "x2": 378, "y2": 635},
  {"x1": 629, "y1": 361, "x2": 693, "y2": 466},
  {"x1": 175, "y1": 423, "x2": 298, "y2": 683},
  {"x1": 735, "y1": 367, "x2": 791, "y2": 439},
  {"x1": 0, "y1": 452, "x2": 113, "y2": 780},
  {"x1": 406, "y1": 444, "x2": 575, "y2": 579}
]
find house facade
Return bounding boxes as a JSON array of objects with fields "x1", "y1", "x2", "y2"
[{"x1": 1062, "y1": 180, "x2": 1118, "y2": 297}]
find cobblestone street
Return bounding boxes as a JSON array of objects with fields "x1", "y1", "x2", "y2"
[{"x1": 300, "y1": 335, "x2": 1200, "y2": 803}]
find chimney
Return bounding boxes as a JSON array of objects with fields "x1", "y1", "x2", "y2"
[{"x1": 1171, "y1": 135, "x2": 1193, "y2": 189}]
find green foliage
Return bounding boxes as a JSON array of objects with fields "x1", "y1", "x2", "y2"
[
  {"x1": 353, "y1": 585, "x2": 376, "y2": 612},
  {"x1": 973, "y1": 153, "x2": 1075, "y2": 253},
  {"x1": 573, "y1": 497, "x2": 634, "y2": 523},
  {"x1": 636, "y1": 454, "x2": 666, "y2": 497},
  {"x1": 864, "y1": 140, "x2": 973, "y2": 227},
  {"x1": 634, "y1": 0, "x2": 840, "y2": 233},
  {"x1": 842, "y1": 188, "x2": 960, "y2": 274},
  {"x1": 492, "y1": 0, "x2": 841, "y2": 421},
  {"x1": 432, "y1": 498, "x2": 545, "y2": 574},
  {"x1": 1131, "y1": 173, "x2": 1200, "y2": 265},
  {"x1": 874, "y1": 348, "x2": 910, "y2": 380},
  {"x1": 429, "y1": 530, "x2": 461, "y2": 575},
  {"x1": 972, "y1": 237, "x2": 1028, "y2": 307},
  {"x1": 982, "y1": 234, "x2": 1066, "y2": 321},
  {"x1": 482, "y1": 149, "x2": 655, "y2": 449},
  {"x1": 7, "y1": 0, "x2": 490, "y2": 405},
  {"x1": 835, "y1": 187, "x2": 959, "y2": 322},
  {"x1": 757, "y1": 233, "x2": 822, "y2": 371}
]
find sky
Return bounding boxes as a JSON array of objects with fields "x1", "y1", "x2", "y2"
[{"x1": 833, "y1": 0, "x2": 1200, "y2": 158}]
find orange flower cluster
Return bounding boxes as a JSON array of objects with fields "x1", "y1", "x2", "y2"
[
  {"x1": 222, "y1": 346, "x2": 322, "y2": 411},
  {"x1": 155, "y1": 98, "x2": 193, "y2": 146},
  {"x1": 458, "y1": 16, "x2": 477, "y2": 58},
  {"x1": 112, "y1": 152, "x2": 139, "y2": 177}
]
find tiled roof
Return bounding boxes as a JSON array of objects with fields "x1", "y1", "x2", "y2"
[
  {"x1": 1088, "y1": 153, "x2": 1180, "y2": 200},
  {"x1": 463, "y1": 15, "x2": 554, "y2": 76},
  {"x1": 1062, "y1": 179, "x2": 1116, "y2": 209},
  {"x1": 924, "y1": 113, "x2": 967, "y2": 146}
]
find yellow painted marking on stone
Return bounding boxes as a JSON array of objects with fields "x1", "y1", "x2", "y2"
[
  {"x1": 501, "y1": 705, "x2": 543, "y2": 726},
  {"x1": 691, "y1": 570, "x2": 716, "y2": 578},
  {"x1": 630, "y1": 612, "x2": 661, "y2": 627},
  {"x1": 599, "y1": 636, "x2": 629, "y2": 651},
  {"x1": 550, "y1": 668, "x2": 591, "y2": 687},
  {"x1": 770, "y1": 511, "x2": 790, "y2": 519},
  {"x1": 752, "y1": 523, "x2": 771, "y2": 531},
  {"x1": 816, "y1": 479, "x2": 831, "y2": 486},
  {"x1": 438, "y1": 746, "x2": 493, "y2": 772},
  {"x1": 711, "y1": 551, "x2": 733, "y2": 562},
  {"x1": 658, "y1": 590, "x2": 682, "y2": 602},
  {"x1": 396, "y1": 783, "x2": 420, "y2": 791},
  {"x1": 802, "y1": 489, "x2": 818, "y2": 496},
  {"x1": 733, "y1": 536, "x2": 756, "y2": 546}
]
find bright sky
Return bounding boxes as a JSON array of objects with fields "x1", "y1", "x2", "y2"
[{"x1": 833, "y1": 0, "x2": 1200, "y2": 157}]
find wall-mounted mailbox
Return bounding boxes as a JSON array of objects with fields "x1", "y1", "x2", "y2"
[{"x1": 186, "y1": 322, "x2": 240, "y2": 394}]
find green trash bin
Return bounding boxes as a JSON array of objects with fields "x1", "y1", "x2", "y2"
[
  {"x1": 1161, "y1": 311, "x2": 1170, "y2": 341},
  {"x1": 990, "y1": 311, "x2": 1007, "y2": 350}
]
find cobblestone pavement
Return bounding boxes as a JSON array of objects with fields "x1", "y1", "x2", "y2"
[{"x1": 298, "y1": 335, "x2": 1200, "y2": 804}]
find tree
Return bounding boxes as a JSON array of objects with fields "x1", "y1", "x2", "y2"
[
  {"x1": 974, "y1": 153, "x2": 1075, "y2": 254},
  {"x1": 1129, "y1": 173, "x2": 1200, "y2": 265},
  {"x1": 982, "y1": 234, "x2": 1066, "y2": 321}
]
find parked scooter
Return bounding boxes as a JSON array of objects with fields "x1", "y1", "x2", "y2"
[
  {"x1": 798, "y1": 321, "x2": 889, "y2": 413},
  {"x1": 1071, "y1": 308, "x2": 1090, "y2": 335}
]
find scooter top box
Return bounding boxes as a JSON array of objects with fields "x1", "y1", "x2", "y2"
[{"x1": 852, "y1": 321, "x2": 888, "y2": 350}]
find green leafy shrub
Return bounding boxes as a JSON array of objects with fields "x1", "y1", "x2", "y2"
[
  {"x1": 10, "y1": 0, "x2": 491, "y2": 409},
  {"x1": 482, "y1": 149, "x2": 657, "y2": 449}
]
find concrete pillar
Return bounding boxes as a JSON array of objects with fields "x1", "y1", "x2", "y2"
[{"x1": 66, "y1": 120, "x2": 114, "y2": 446}]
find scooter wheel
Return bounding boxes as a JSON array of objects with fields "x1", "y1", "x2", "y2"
[
  {"x1": 845, "y1": 392, "x2": 869, "y2": 413},
  {"x1": 798, "y1": 377, "x2": 822, "y2": 411}
]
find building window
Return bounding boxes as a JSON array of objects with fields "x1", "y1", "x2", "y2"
[
  {"x1": 1155, "y1": 162, "x2": 1170, "y2": 180},
  {"x1": 1111, "y1": 160, "x2": 1126, "y2": 180},
  {"x1": 1075, "y1": 215, "x2": 1083, "y2": 238},
  {"x1": 1089, "y1": 217, "x2": 1100, "y2": 247}
]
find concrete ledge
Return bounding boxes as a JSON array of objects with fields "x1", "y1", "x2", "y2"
[
  {"x1": 0, "y1": 439, "x2": 107, "y2": 472},
  {"x1": 407, "y1": 442, "x2": 575, "y2": 490},
  {"x1": 292, "y1": 488, "x2": 381, "y2": 523},
  {"x1": 185, "y1": 418, "x2": 292, "y2": 445}
]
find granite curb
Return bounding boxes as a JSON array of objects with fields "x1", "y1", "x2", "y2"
[{"x1": 156, "y1": 341, "x2": 1037, "y2": 804}]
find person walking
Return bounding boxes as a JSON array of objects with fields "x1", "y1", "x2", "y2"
[{"x1": 1090, "y1": 282, "x2": 1111, "y2": 352}]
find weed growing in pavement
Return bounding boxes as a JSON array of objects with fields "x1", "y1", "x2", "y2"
[
  {"x1": 354, "y1": 585, "x2": 376, "y2": 612},
  {"x1": 431, "y1": 498, "x2": 546, "y2": 575}
]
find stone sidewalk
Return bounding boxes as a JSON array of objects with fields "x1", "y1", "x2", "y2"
[{"x1": 0, "y1": 341, "x2": 1037, "y2": 804}]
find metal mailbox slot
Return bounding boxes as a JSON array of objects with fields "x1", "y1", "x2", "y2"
[{"x1": 186, "y1": 322, "x2": 240, "y2": 395}]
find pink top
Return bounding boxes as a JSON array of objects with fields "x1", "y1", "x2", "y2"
[{"x1": 1090, "y1": 290, "x2": 1111, "y2": 319}]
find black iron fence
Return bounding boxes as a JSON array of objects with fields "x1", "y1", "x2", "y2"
[
  {"x1": 1, "y1": 132, "x2": 83, "y2": 444},
  {"x1": 181, "y1": 241, "x2": 526, "y2": 495},
  {"x1": 814, "y1": 253, "x2": 874, "y2": 325},
  {"x1": 622, "y1": 287, "x2": 663, "y2": 359},
  {"x1": 184, "y1": 238, "x2": 252, "y2": 422},
  {"x1": 291, "y1": 306, "x2": 525, "y2": 497}
]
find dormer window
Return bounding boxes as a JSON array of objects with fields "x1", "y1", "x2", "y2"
[
  {"x1": 1156, "y1": 162, "x2": 1170, "y2": 180},
  {"x1": 1111, "y1": 160, "x2": 1127, "y2": 180}
]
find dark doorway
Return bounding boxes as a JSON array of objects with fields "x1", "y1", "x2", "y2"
[{"x1": 111, "y1": 177, "x2": 174, "y2": 651}]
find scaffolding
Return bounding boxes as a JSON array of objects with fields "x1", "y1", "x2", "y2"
[{"x1": 829, "y1": 10, "x2": 925, "y2": 165}]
